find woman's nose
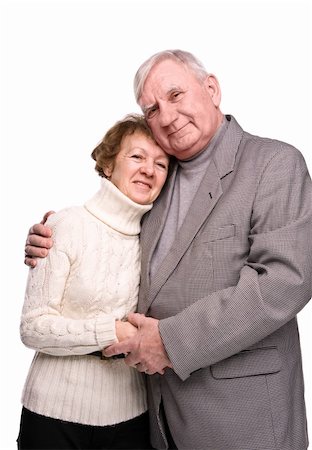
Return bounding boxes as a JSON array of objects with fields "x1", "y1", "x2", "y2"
[{"x1": 140, "y1": 161, "x2": 155, "y2": 176}]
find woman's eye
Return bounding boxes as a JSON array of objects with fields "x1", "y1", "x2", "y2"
[
  {"x1": 156, "y1": 162, "x2": 168, "y2": 170},
  {"x1": 131, "y1": 154, "x2": 142, "y2": 159}
]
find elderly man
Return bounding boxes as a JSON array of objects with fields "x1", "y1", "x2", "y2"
[{"x1": 25, "y1": 50, "x2": 312, "y2": 450}]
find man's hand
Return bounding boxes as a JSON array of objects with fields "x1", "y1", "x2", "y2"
[
  {"x1": 115, "y1": 320, "x2": 138, "y2": 342},
  {"x1": 24, "y1": 211, "x2": 55, "y2": 267},
  {"x1": 103, "y1": 313, "x2": 173, "y2": 375}
]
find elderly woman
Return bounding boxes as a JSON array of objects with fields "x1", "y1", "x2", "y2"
[{"x1": 18, "y1": 114, "x2": 169, "y2": 450}]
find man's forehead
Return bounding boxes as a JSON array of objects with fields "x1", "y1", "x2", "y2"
[
  {"x1": 139, "y1": 61, "x2": 194, "y2": 109},
  {"x1": 150, "y1": 61, "x2": 189, "y2": 83},
  {"x1": 140, "y1": 75, "x2": 189, "y2": 106},
  {"x1": 142, "y1": 82, "x2": 183, "y2": 101}
]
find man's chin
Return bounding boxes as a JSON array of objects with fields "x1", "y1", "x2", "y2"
[{"x1": 170, "y1": 145, "x2": 200, "y2": 160}]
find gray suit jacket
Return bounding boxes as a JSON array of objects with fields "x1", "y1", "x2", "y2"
[{"x1": 138, "y1": 116, "x2": 312, "y2": 450}]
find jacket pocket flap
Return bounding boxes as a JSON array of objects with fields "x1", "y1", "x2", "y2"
[
  {"x1": 195, "y1": 224, "x2": 236, "y2": 244},
  {"x1": 211, "y1": 347, "x2": 281, "y2": 379}
]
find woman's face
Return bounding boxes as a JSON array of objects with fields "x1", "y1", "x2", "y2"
[{"x1": 104, "y1": 131, "x2": 169, "y2": 205}]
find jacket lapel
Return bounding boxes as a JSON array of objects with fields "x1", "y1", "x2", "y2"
[{"x1": 146, "y1": 160, "x2": 223, "y2": 306}]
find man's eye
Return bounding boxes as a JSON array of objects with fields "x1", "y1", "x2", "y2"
[
  {"x1": 146, "y1": 107, "x2": 158, "y2": 119},
  {"x1": 171, "y1": 91, "x2": 182, "y2": 101}
]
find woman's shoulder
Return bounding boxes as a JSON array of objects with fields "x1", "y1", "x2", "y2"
[{"x1": 45, "y1": 206, "x2": 88, "y2": 237}]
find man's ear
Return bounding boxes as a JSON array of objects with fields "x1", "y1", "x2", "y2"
[{"x1": 204, "y1": 74, "x2": 221, "y2": 107}]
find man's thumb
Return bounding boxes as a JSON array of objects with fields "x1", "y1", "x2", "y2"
[{"x1": 127, "y1": 312, "x2": 144, "y2": 327}]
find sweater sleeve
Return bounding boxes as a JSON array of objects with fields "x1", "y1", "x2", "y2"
[{"x1": 20, "y1": 210, "x2": 118, "y2": 356}]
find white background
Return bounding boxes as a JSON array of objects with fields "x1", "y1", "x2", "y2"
[{"x1": 1, "y1": 0, "x2": 311, "y2": 448}]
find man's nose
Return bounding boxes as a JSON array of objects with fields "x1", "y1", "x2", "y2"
[{"x1": 158, "y1": 104, "x2": 177, "y2": 127}]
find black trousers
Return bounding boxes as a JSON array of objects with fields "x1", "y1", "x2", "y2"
[{"x1": 17, "y1": 407, "x2": 153, "y2": 450}]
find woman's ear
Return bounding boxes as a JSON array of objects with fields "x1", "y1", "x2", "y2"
[
  {"x1": 103, "y1": 164, "x2": 113, "y2": 179},
  {"x1": 204, "y1": 74, "x2": 221, "y2": 107}
]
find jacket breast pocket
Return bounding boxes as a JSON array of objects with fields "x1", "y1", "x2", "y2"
[
  {"x1": 188, "y1": 224, "x2": 239, "y2": 296},
  {"x1": 210, "y1": 347, "x2": 282, "y2": 379},
  {"x1": 195, "y1": 224, "x2": 236, "y2": 244},
  {"x1": 195, "y1": 224, "x2": 244, "y2": 290}
]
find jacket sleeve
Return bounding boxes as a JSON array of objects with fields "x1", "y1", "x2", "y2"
[
  {"x1": 20, "y1": 212, "x2": 117, "y2": 356},
  {"x1": 159, "y1": 145, "x2": 312, "y2": 380}
]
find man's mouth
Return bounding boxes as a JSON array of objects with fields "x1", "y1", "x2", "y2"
[{"x1": 168, "y1": 122, "x2": 189, "y2": 137}]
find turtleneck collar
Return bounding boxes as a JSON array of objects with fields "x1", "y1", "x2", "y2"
[
  {"x1": 178, "y1": 116, "x2": 229, "y2": 171},
  {"x1": 84, "y1": 178, "x2": 152, "y2": 236}
]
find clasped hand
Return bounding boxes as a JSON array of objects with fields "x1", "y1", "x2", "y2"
[{"x1": 104, "y1": 313, "x2": 173, "y2": 375}]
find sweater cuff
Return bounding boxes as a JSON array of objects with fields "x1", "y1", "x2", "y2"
[{"x1": 95, "y1": 316, "x2": 117, "y2": 348}]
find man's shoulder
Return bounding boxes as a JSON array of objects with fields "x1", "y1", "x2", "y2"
[
  {"x1": 224, "y1": 115, "x2": 303, "y2": 169},
  {"x1": 240, "y1": 129, "x2": 303, "y2": 166}
]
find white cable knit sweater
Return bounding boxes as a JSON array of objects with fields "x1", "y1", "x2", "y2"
[{"x1": 20, "y1": 178, "x2": 152, "y2": 426}]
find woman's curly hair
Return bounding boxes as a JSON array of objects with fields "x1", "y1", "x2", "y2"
[{"x1": 91, "y1": 114, "x2": 156, "y2": 178}]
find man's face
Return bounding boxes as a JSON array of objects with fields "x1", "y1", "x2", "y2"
[{"x1": 139, "y1": 59, "x2": 223, "y2": 160}]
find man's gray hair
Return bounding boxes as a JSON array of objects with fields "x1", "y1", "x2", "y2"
[{"x1": 134, "y1": 49, "x2": 209, "y2": 103}]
